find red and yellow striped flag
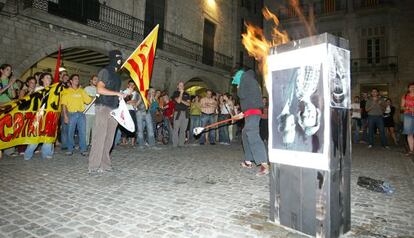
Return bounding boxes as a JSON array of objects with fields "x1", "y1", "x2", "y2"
[{"x1": 122, "y1": 25, "x2": 159, "y2": 109}]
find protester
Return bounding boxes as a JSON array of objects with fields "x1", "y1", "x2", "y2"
[
  {"x1": 61, "y1": 74, "x2": 92, "y2": 156},
  {"x1": 351, "y1": 96, "x2": 362, "y2": 143},
  {"x1": 383, "y1": 98, "x2": 398, "y2": 145},
  {"x1": 172, "y1": 81, "x2": 191, "y2": 147},
  {"x1": 0, "y1": 63, "x2": 17, "y2": 105},
  {"x1": 401, "y1": 82, "x2": 414, "y2": 156},
  {"x1": 88, "y1": 50, "x2": 125, "y2": 174},
  {"x1": 199, "y1": 89, "x2": 217, "y2": 145},
  {"x1": 162, "y1": 93, "x2": 174, "y2": 143},
  {"x1": 189, "y1": 95, "x2": 201, "y2": 143},
  {"x1": 366, "y1": 88, "x2": 388, "y2": 148},
  {"x1": 24, "y1": 73, "x2": 54, "y2": 160},
  {"x1": 218, "y1": 93, "x2": 233, "y2": 145},
  {"x1": 259, "y1": 96, "x2": 269, "y2": 143},
  {"x1": 84, "y1": 75, "x2": 97, "y2": 147},
  {"x1": 18, "y1": 76, "x2": 36, "y2": 98},
  {"x1": 120, "y1": 80, "x2": 138, "y2": 145},
  {"x1": 135, "y1": 92, "x2": 156, "y2": 148},
  {"x1": 232, "y1": 68, "x2": 269, "y2": 176},
  {"x1": 360, "y1": 92, "x2": 369, "y2": 143}
]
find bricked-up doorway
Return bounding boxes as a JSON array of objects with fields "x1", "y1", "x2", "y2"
[{"x1": 202, "y1": 19, "x2": 216, "y2": 66}]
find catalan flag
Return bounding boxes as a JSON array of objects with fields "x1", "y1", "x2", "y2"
[{"x1": 122, "y1": 25, "x2": 159, "y2": 109}]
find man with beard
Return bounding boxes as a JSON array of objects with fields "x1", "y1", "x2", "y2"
[
  {"x1": 232, "y1": 68, "x2": 269, "y2": 176},
  {"x1": 88, "y1": 50, "x2": 126, "y2": 174}
]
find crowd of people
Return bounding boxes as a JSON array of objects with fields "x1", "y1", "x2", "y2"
[
  {"x1": 351, "y1": 86, "x2": 414, "y2": 156},
  {"x1": 0, "y1": 63, "x2": 270, "y2": 167}
]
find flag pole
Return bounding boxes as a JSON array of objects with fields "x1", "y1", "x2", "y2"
[{"x1": 120, "y1": 24, "x2": 159, "y2": 70}]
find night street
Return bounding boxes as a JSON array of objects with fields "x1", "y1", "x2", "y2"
[{"x1": 0, "y1": 143, "x2": 413, "y2": 238}]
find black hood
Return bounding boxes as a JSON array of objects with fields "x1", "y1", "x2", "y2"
[{"x1": 108, "y1": 50, "x2": 123, "y2": 69}]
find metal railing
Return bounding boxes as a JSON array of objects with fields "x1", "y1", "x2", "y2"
[
  {"x1": 27, "y1": 0, "x2": 233, "y2": 71},
  {"x1": 276, "y1": 1, "x2": 347, "y2": 20},
  {"x1": 351, "y1": 56, "x2": 398, "y2": 73},
  {"x1": 352, "y1": 0, "x2": 396, "y2": 10}
]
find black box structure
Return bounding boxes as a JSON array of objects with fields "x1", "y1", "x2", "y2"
[{"x1": 267, "y1": 33, "x2": 351, "y2": 237}]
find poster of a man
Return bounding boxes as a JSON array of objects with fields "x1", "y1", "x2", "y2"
[{"x1": 272, "y1": 64, "x2": 324, "y2": 154}]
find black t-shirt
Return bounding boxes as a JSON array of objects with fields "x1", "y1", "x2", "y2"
[
  {"x1": 360, "y1": 99, "x2": 367, "y2": 119},
  {"x1": 95, "y1": 67, "x2": 122, "y2": 109},
  {"x1": 172, "y1": 90, "x2": 190, "y2": 111}
]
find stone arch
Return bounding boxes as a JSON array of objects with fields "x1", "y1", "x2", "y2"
[{"x1": 14, "y1": 38, "x2": 121, "y2": 78}]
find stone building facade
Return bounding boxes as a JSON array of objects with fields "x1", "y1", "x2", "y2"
[
  {"x1": 0, "y1": 0, "x2": 239, "y2": 94},
  {"x1": 264, "y1": 0, "x2": 414, "y2": 112}
]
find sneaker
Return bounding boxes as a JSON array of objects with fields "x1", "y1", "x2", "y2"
[
  {"x1": 368, "y1": 145, "x2": 373, "y2": 149},
  {"x1": 384, "y1": 146, "x2": 390, "y2": 150},
  {"x1": 81, "y1": 152, "x2": 88, "y2": 156},
  {"x1": 256, "y1": 165, "x2": 269, "y2": 177},
  {"x1": 65, "y1": 151, "x2": 73, "y2": 156},
  {"x1": 240, "y1": 161, "x2": 253, "y2": 168},
  {"x1": 222, "y1": 142, "x2": 231, "y2": 146},
  {"x1": 44, "y1": 156, "x2": 53, "y2": 159}
]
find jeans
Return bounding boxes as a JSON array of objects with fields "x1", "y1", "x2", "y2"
[
  {"x1": 24, "y1": 143, "x2": 53, "y2": 160},
  {"x1": 67, "y1": 112, "x2": 87, "y2": 153},
  {"x1": 173, "y1": 111, "x2": 189, "y2": 147},
  {"x1": 136, "y1": 110, "x2": 155, "y2": 146},
  {"x1": 361, "y1": 117, "x2": 368, "y2": 142},
  {"x1": 60, "y1": 116, "x2": 68, "y2": 149},
  {"x1": 368, "y1": 115, "x2": 387, "y2": 146},
  {"x1": 352, "y1": 118, "x2": 361, "y2": 143},
  {"x1": 189, "y1": 115, "x2": 201, "y2": 142},
  {"x1": 218, "y1": 114, "x2": 230, "y2": 143},
  {"x1": 200, "y1": 113, "x2": 216, "y2": 144}
]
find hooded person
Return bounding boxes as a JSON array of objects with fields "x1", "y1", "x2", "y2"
[
  {"x1": 88, "y1": 50, "x2": 126, "y2": 174},
  {"x1": 232, "y1": 68, "x2": 269, "y2": 176}
]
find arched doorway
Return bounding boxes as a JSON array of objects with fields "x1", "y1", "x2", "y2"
[{"x1": 20, "y1": 47, "x2": 109, "y2": 86}]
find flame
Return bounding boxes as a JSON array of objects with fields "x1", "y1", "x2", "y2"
[
  {"x1": 241, "y1": 4, "x2": 316, "y2": 90},
  {"x1": 241, "y1": 7, "x2": 289, "y2": 88}
]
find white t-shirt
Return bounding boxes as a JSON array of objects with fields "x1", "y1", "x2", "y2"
[
  {"x1": 351, "y1": 103, "x2": 361, "y2": 119},
  {"x1": 84, "y1": 86, "x2": 96, "y2": 115}
]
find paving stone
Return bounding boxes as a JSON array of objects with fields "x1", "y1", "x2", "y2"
[{"x1": 1, "y1": 143, "x2": 413, "y2": 238}]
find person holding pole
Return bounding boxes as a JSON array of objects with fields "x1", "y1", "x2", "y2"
[
  {"x1": 88, "y1": 50, "x2": 126, "y2": 174},
  {"x1": 232, "y1": 67, "x2": 269, "y2": 176}
]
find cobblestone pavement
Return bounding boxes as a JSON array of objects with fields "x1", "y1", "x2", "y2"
[{"x1": 0, "y1": 142, "x2": 413, "y2": 238}]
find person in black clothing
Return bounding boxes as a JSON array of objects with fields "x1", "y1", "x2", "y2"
[
  {"x1": 172, "y1": 81, "x2": 191, "y2": 147},
  {"x1": 88, "y1": 50, "x2": 126, "y2": 174},
  {"x1": 360, "y1": 92, "x2": 369, "y2": 143},
  {"x1": 383, "y1": 98, "x2": 398, "y2": 145},
  {"x1": 232, "y1": 68, "x2": 268, "y2": 176}
]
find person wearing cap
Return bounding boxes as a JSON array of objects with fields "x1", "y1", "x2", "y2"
[{"x1": 232, "y1": 68, "x2": 269, "y2": 176}]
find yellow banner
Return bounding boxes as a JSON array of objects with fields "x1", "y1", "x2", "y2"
[{"x1": 0, "y1": 83, "x2": 65, "y2": 150}]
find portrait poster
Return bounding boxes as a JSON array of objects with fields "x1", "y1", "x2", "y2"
[{"x1": 267, "y1": 44, "x2": 330, "y2": 170}]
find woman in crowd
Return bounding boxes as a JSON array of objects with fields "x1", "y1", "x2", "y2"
[
  {"x1": 189, "y1": 95, "x2": 201, "y2": 143},
  {"x1": 401, "y1": 82, "x2": 414, "y2": 156},
  {"x1": 24, "y1": 73, "x2": 54, "y2": 160},
  {"x1": 383, "y1": 98, "x2": 398, "y2": 145},
  {"x1": 0, "y1": 63, "x2": 17, "y2": 105}
]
